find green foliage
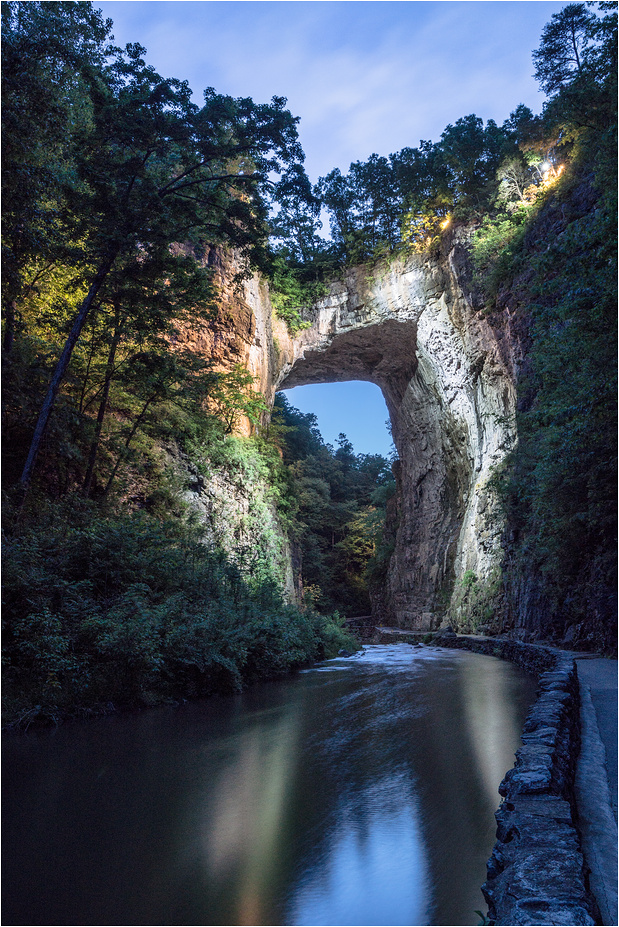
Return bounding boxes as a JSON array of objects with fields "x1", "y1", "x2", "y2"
[
  {"x1": 500, "y1": 182, "x2": 617, "y2": 635},
  {"x1": 400, "y1": 211, "x2": 444, "y2": 253},
  {"x1": 471, "y1": 2, "x2": 617, "y2": 645},
  {"x1": 448, "y1": 569, "x2": 504, "y2": 634},
  {"x1": 316, "y1": 113, "x2": 519, "y2": 263},
  {"x1": 311, "y1": 4, "x2": 616, "y2": 273},
  {"x1": 2, "y1": 497, "x2": 354, "y2": 727},
  {"x1": 266, "y1": 165, "x2": 336, "y2": 332},
  {"x1": 273, "y1": 395, "x2": 395, "y2": 617},
  {"x1": 207, "y1": 364, "x2": 269, "y2": 434},
  {"x1": 1, "y1": 0, "x2": 112, "y2": 312},
  {"x1": 533, "y1": 3, "x2": 599, "y2": 95},
  {"x1": 2, "y1": 1, "x2": 308, "y2": 491},
  {"x1": 471, "y1": 209, "x2": 530, "y2": 300},
  {"x1": 268, "y1": 254, "x2": 326, "y2": 334}
]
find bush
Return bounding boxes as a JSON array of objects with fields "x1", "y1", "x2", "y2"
[{"x1": 1, "y1": 498, "x2": 356, "y2": 727}]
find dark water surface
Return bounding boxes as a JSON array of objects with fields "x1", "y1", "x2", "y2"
[{"x1": 2, "y1": 645, "x2": 537, "y2": 926}]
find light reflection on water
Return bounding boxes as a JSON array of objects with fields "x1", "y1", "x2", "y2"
[
  {"x1": 2, "y1": 644, "x2": 537, "y2": 926},
  {"x1": 289, "y1": 773, "x2": 428, "y2": 927}
]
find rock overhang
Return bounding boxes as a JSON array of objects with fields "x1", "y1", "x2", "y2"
[
  {"x1": 240, "y1": 244, "x2": 517, "y2": 627},
  {"x1": 278, "y1": 318, "x2": 418, "y2": 409}
]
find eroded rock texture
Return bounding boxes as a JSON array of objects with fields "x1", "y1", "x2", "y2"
[
  {"x1": 193, "y1": 238, "x2": 517, "y2": 628},
  {"x1": 272, "y1": 235, "x2": 516, "y2": 628}
]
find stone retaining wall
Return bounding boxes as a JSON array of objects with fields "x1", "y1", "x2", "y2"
[{"x1": 437, "y1": 635, "x2": 598, "y2": 925}]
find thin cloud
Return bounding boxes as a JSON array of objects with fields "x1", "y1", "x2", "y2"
[{"x1": 99, "y1": 0, "x2": 564, "y2": 181}]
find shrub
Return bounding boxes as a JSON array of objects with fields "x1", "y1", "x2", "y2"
[{"x1": 1, "y1": 496, "x2": 356, "y2": 727}]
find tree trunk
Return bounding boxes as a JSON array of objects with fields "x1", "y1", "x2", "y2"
[
  {"x1": 78, "y1": 311, "x2": 102, "y2": 415},
  {"x1": 102, "y1": 393, "x2": 156, "y2": 499},
  {"x1": 3, "y1": 301, "x2": 16, "y2": 354},
  {"x1": 82, "y1": 305, "x2": 123, "y2": 498},
  {"x1": 18, "y1": 251, "x2": 118, "y2": 496}
]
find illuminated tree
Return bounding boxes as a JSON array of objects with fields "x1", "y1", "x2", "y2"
[
  {"x1": 80, "y1": 250, "x2": 215, "y2": 497},
  {"x1": 496, "y1": 153, "x2": 543, "y2": 209},
  {"x1": 1, "y1": 0, "x2": 113, "y2": 351},
  {"x1": 6, "y1": 9, "x2": 305, "y2": 494},
  {"x1": 207, "y1": 365, "x2": 269, "y2": 435}
]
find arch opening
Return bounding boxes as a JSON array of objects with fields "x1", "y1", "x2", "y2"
[
  {"x1": 264, "y1": 254, "x2": 515, "y2": 629},
  {"x1": 280, "y1": 381, "x2": 394, "y2": 458}
]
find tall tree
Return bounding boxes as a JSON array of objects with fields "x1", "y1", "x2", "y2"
[
  {"x1": 1, "y1": 1, "x2": 113, "y2": 351},
  {"x1": 533, "y1": 3, "x2": 598, "y2": 94},
  {"x1": 80, "y1": 249, "x2": 214, "y2": 497},
  {"x1": 270, "y1": 164, "x2": 325, "y2": 265},
  {"x1": 3, "y1": 6, "x2": 306, "y2": 493}
]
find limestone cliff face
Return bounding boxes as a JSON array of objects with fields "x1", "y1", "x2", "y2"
[
  {"x1": 193, "y1": 236, "x2": 517, "y2": 629},
  {"x1": 165, "y1": 441, "x2": 298, "y2": 603}
]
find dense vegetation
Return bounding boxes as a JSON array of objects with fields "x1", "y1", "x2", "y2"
[
  {"x1": 477, "y1": 3, "x2": 618, "y2": 648},
  {"x1": 1, "y1": 1, "x2": 359, "y2": 726},
  {"x1": 3, "y1": 500, "x2": 354, "y2": 726},
  {"x1": 273, "y1": 396, "x2": 395, "y2": 616},
  {"x1": 2, "y1": 1, "x2": 617, "y2": 725}
]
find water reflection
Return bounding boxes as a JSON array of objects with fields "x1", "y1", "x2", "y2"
[
  {"x1": 2, "y1": 645, "x2": 537, "y2": 926},
  {"x1": 461, "y1": 657, "x2": 529, "y2": 807},
  {"x1": 198, "y1": 712, "x2": 301, "y2": 925},
  {"x1": 289, "y1": 773, "x2": 429, "y2": 927}
]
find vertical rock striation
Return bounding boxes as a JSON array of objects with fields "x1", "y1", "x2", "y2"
[
  {"x1": 190, "y1": 237, "x2": 517, "y2": 627},
  {"x1": 272, "y1": 235, "x2": 516, "y2": 628}
]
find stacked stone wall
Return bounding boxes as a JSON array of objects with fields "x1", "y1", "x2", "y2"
[{"x1": 437, "y1": 635, "x2": 597, "y2": 925}]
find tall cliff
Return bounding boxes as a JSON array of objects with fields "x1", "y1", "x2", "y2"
[{"x1": 194, "y1": 235, "x2": 518, "y2": 630}]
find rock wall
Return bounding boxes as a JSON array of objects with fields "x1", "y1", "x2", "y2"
[
  {"x1": 164, "y1": 440, "x2": 297, "y2": 603},
  {"x1": 185, "y1": 238, "x2": 518, "y2": 626}
]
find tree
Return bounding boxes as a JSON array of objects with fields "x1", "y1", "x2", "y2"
[
  {"x1": 317, "y1": 156, "x2": 402, "y2": 260},
  {"x1": 532, "y1": 3, "x2": 616, "y2": 156},
  {"x1": 5, "y1": 6, "x2": 306, "y2": 494},
  {"x1": 1, "y1": 1, "x2": 113, "y2": 351},
  {"x1": 316, "y1": 167, "x2": 367, "y2": 263},
  {"x1": 393, "y1": 140, "x2": 451, "y2": 216},
  {"x1": 207, "y1": 365, "x2": 269, "y2": 435},
  {"x1": 268, "y1": 165, "x2": 334, "y2": 332},
  {"x1": 533, "y1": 3, "x2": 598, "y2": 94},
  {"x1": 273, "y1": 395, "x2": 394, "y2": 616},
  {"x1": 270, "y1": 165, "x2": 325, "y2": 265},
  {"x1": 495, "y1": 153, "x2": 542, "y2": 209},
  {"x1": 80, "y1": 249, "x2": 215, "y2": 497},
  {"x1": 438, "y1": 115, "x2": 512, "y2": 211}
]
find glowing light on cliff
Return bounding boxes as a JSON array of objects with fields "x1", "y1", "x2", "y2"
[
  {"x1": 541, "y1": 163, "x2": 564, "y2": 184},
  {"x1": 440, "y1": 217, "x2": 451, "y2": 230}
]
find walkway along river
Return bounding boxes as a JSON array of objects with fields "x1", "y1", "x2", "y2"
[{"x1": 2, "y1": 644, "x2": 538, "y2": 926}]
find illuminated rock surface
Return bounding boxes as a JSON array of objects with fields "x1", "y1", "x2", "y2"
[{"x1": 191, "y1": 237, "x2": 518, "y2": 628}]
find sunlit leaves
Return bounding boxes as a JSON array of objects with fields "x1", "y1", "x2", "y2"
[{"x1": 207, "y1": 364, "x2": 269, "y2": 435}]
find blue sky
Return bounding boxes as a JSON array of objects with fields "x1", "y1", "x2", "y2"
[{"x1": 97, "y1": 0, "x2": 564, "y2": 457}]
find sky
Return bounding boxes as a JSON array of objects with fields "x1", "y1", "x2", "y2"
[{"x1": 97, "y1": 0, "x2": 565, "y2": 457}]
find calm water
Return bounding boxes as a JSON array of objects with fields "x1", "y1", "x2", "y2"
[{"x1": 2, "y1": 644, "x2": 537, "y2": 926}]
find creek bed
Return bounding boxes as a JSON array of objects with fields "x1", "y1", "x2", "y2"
[{"x1": 2, "y1": 644, "x2": 537, "y2": 926}]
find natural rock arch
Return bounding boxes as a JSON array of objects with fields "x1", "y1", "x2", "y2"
[{"x1": 203, "y1": 239, "x2": 517, "y2": 629}]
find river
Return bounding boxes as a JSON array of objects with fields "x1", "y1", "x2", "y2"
[{"x1": 2, "y1": 644, "x2": 537, "y2": 926}]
